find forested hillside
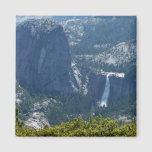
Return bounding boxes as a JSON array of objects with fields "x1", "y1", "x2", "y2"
[{"x1": 16, "y1": 107, "x2": 136, "y2": 137}]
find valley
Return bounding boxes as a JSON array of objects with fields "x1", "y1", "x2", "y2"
[{"x1": 16, "y1": 16, "x2": 136, "y2": 133}]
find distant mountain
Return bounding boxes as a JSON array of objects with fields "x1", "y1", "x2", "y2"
[
  {"x1": 61, "y1": 16, "x2": 136, "y2": 55},
  {"x1": 16, "y1": 16, "x2": 91, "y2": 24}
]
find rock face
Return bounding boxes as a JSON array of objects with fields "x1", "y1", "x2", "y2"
[
  {"x1": 25, "y1": 99, "x2": 54, "y2": 129},
  {"x1": 109, "y1": 76, "x2": 136, "y2": 103},
  {"x1": 25, "y1": 112, "x2": 50, "y2": 129},
  {"x1": 87, "y1": 73, "x2": 106, "y2": 99},
  {"x1": 16, "y1": 19, "x2": 72, "y2": 93},
  {"x1": 87, "y1": 72, "x2": 136, "y2": 104}
]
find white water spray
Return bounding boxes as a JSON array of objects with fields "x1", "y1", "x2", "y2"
[
  {"x1": 99, "y1": 74, "x2": 110, "y2": 107},
  {"x1": 98, "y1": 71, "x2": 125, "y2": 107}
]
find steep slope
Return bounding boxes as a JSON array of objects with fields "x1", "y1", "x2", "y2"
[{"x1": 16, "y1": 18, "x2": 73, "y2": 93}]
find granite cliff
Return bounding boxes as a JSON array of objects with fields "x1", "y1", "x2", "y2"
[{"x1": 16, "y1": 19, "x2": 73, "y2": 93}]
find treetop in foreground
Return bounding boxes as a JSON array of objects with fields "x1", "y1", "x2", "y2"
[{"x1": 16, "y1": 115, "x2": 136, "y2": 137}]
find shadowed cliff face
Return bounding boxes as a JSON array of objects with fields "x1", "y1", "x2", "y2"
[
  {"x1": 87, "y1": 73, "x2": 136, "y2": 105},
  {"x1": 108, "y1": 76, "x2": 136, "y2": 103},
  {"x1": 16, "y1": 19, "x2": 72, "y2": 93},
  {"x1": 87, "y1": 73, "x2": 106, "y2": 99}
]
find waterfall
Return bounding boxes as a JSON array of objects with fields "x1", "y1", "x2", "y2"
[{"x1": 99, "y1": 74, "x2": 110, "y2": 107}]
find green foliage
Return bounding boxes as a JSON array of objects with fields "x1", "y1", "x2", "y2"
[
  {"x1": 16, "y1": 106, "x2": 24, "y2": 135},
  {"x1": 16, "y1": 106, "x2": 19, "y2": 116},
  {"x1": 45, "y1": 91, "x2": 98, "y2": 125},
  {"x1": 46, "y1": 102, "x2": 67, "y2": 125},
  {"x1": 16, "y1": 115, "x2": 136, "y2": 137},
  {"x1": 95, "y1": 94, "x2": 136, "y2": 119}
]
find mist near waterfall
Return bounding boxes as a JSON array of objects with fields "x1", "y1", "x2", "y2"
[{"x1": 99, "y1": 74, "x2": 110, "y2": 107}]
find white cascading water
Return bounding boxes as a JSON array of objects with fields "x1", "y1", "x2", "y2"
[{"x1": 99, "y1": 74, "x2": 110, "y2": 107}]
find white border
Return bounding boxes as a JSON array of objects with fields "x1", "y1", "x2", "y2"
[{"x1": 0, "y1": 0, "x2": 152, "y2": 151}]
